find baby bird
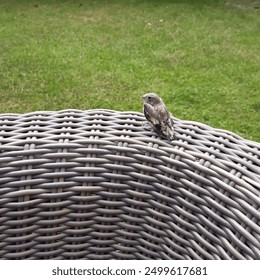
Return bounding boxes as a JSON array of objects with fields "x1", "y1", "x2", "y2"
[{"x1": 142, "y1": 93, "x2": 174, "y2": 140}]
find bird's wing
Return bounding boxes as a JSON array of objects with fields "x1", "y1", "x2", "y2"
[
  {"x1": 155, "y1": 106, "x2": 170, "y2": 123},
  {"x1": 143, "y1": 103, "x2": 160, "y2": 125},
  {"x1": 156, "y1": 106, "x2": 175, "y2": 139},
  {"x1": 144, "y1": 103, "x2": 174, "y2": 140}
]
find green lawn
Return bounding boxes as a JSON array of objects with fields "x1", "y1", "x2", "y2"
[{"x1": 0, "y1": 0, "x2": 259, "y2": 141}]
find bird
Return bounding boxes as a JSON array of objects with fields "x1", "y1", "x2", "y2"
[{"x1": 142, "y1": 93, "x2": 174, "y2": 140}]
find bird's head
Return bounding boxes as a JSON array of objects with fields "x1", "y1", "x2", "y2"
[{"x1": 142, "y1": 93, "x2": 162, "y2": 106}]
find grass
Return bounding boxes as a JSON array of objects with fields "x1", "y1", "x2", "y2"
[{"x1": 0, "y1": 0, "x2": 259, "y2": 141}]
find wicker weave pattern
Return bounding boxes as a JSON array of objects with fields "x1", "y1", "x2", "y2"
[{"x1": 0, "y1": 109, "x2": 259, "y2": 259}]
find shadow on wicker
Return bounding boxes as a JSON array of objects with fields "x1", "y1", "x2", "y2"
[{"x1": 0, "y1": 109, "x2": 259, "y2": 260}]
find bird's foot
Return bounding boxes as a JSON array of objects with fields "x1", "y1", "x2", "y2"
[{"x1": 142, "y1": 121, "x2": 153, "y2": 131}]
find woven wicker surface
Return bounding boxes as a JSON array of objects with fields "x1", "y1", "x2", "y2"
[{"x1": 0, "y1": 109, "x2": 259, "y2": 260}]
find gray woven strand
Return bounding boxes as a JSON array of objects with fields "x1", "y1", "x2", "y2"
[{"x1": 0, "y1": 109, "x2": 259, "y2": 260}]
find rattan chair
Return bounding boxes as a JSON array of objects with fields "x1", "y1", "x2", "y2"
[{"x1": 0, "y1": 109, "x2": 259, "y2": 259}]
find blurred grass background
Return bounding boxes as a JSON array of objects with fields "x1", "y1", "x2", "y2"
[{"x1": 0, "y1": 0, "x2": 259, "y2": 141}]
